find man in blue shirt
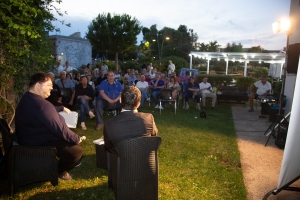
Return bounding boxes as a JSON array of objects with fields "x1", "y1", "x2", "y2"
[
  {"x1": 151, "y1": 73, "x2": 165, "y2": 109},
  {"x1": 95, "y1": 71, "x2": 123, "y2": 130}
]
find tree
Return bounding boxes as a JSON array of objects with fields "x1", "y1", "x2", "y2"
[
  {"x1": 224, "y1": 42, "x2": 243, "y2": 52},
  {"x1": 247, "y1": 45, "x2": 267, "y2": 53},
  {"x1": 0, "y1": 0, "x2": 67, "y2": 124},
  {"x1": 86, "y1": 13, "x2": 142, "y2": 70},
  {"x1": 198, "y1": 41, "x2": 220, "y2": 52},
  {"x1": 141, "y1": 24, "x2": 198, "y2": 64}
]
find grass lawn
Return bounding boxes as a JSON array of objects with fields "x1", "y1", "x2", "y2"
[{"x1": 0, "y1": 103, "x2": 247, "y2": 200}]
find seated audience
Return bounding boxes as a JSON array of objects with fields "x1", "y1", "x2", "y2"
[
  {"x1": 185, "y1": 77, "x2": 201, "y2": 110},
  {"x1": 171, "y1": 72, "x2": 180, "y2": 83},
  {"x1": 56, "y1": 71, "x2": 75, "y2": 90},
  {"x1": 86, "y1": 75, "x2": 95, "y2": 90},
  {"x1": 167, "y1": 76, "x2": 181, "y2": 100},
  {"x1": 199, "y1": 77, "x2": 217, "y2": 109},
  {"x1": 104, "y1": 86, "x2": 158, "y2": 151},
  {"x1": 46, "y1": 72, "x2": 63, "y2": 106},
  {"x1": 15, "y1": 73, "x2": 83, "y2": 180},
  {"x1": 114, "y1": 69, "x2": 122, "y2": 83},
  {"x1": 95, "y1": 71, "x2": 123, "y2": 131},
  {"x1": 69, "y1": 76, "x2": 95, "y2": 130},
  {"x1": 96, "y1": 69, "x2": 107, "y2": 87},
  {"x1": 84, "y1": 63, "x2": 92, "y2": 76},
  {"x1": 54, "y1": 61, "x2": 64, "y2": 76},
  {"x1": 135, "y1": 75, "x2": 150, "y2": 108},
  {"x1": 124, "y1": 69, "x2": 131, "y2": 80},
  {"x1": 64, "y1": 61, "x2": 74, "y2": 77},
  {"x1": 74, "y1": 72, "x2": 81, "y2": 86},
  {"x1": 151, "y1": 73, "x2": 165, "y2": 109},
  {"x1": 145, "y1": 73, "x2": 152, "y2": 85},
  {"x1": 150, "y1": 68, "x2": 157, "y2": 79},
  {"x1": 248, "y1": 75, "x2": 271, "y2": 112},
  {"x1": 127, "y1": 71, "x2": 136, "y2": 86}
]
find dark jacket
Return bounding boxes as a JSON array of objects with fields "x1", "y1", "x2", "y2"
[
  {"x1": 104, "y1": 111, "x2": 158, "y2": 150},
  {"x1": 16, "y1": 92, "x2": 80, "y2": 146}
]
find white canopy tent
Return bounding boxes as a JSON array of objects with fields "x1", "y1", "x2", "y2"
[{"x1": 189, "y1": 51, "x2": 286, "y2": 76}]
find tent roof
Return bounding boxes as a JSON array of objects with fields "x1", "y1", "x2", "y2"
[{"x1": 189, "y1": 51, "x2": 286, "y2": 63}]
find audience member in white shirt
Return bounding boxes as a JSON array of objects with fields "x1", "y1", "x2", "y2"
[
  {"x1": 199, "y1": 77, "x2": 217, "y2": 109},
  {"x1": 135, "y1": 75, "x2": 150, "y2": 108}
]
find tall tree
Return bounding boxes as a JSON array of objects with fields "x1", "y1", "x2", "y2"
[
  {"x1": 247, "y1": 45, "x2": 267, "y2": 53},
  {"x1": 224, "y1": 42, "x2": 243, "y2": 52},
  {"x1": 141, "y1": 24, "x2": 198, "y2": 62},
  {"x1": 0, "y1": 0, "x2": 67, "y2": 123},
  {"x1": 86, "y1": 13, "x2": 142, "y2": 70}
]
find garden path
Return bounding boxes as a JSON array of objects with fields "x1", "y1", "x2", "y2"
[{"x1": 232, "y1": 106, "x2": 300, "y2": 200}]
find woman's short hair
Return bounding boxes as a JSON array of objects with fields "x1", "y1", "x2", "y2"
[{"x1": 121, "y1": 86, "x2": 141, "y2": 110}]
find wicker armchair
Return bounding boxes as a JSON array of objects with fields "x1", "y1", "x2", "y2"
[
  {"x1": 107, "y1": 136, "x2": 161, "y2": 200},
  {"x1": 0, "y1": 119, "x2": 58, "y2": 196}
]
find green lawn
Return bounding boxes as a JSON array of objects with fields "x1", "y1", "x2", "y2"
[{"x1": 0, "y1": 104, "x2": 247, "y2": 200}]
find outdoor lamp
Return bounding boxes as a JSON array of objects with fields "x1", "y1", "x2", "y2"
[{"x1": 272, "y1": 19, "x2": 291, "y2": 34}]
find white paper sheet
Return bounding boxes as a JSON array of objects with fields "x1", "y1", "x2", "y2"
[
  {"x1": 59, "y1": 111, "x2": 78, "y2": 128},
  {"x1": 93, "y1": 138, "x2": 104, "y2": 145}
]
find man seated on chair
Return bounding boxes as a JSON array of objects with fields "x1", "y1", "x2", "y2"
[
  {"x1": 56, "y1": 71, "x2": 75, "y2": 90},
  {"x1": 103, "y1": 86, "x2": 158, "y2": 151},
  {"x1": 151, "y1": 73, "x2": 165, "y2": 109},
  {"x1": 185, "y1": 77, "x2": 201, "y2": 110},
  {"x1": 15, "y1": 73, "x2": 83, "y2": 180},
  {"x1": 199, "y1": 77, "x2": 217, "y2": 109},
  {"x1": 95, "y1": 71, "x2": 123, "y2": 131},
  {"x1": 248, "y1": 75, "x2": 272, "y2": 112},
  {"x1": 69, "y1": 76, "x2": 95, "y2": 130},
  {"x1": 135, "y1": 75, "x2": 150, "y2": 109}
]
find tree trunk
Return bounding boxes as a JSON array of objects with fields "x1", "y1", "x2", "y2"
[{"x1": 115, "y1": 52, "x2": 119, "y2": 70}]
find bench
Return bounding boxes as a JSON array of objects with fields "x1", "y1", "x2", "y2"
[{"x1": 216, "y1": 86, "x2": 248, "y2": 106}]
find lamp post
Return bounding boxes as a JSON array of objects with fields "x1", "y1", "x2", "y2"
[{"x1": 153, "y1": 35, "x2": 169, "y2": 71}]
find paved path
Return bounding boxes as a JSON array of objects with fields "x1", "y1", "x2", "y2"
[{"x1": 232, "y1": 106, "x2": 300, "y2": 200}]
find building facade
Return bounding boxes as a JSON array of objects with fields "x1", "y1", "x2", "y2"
[{"x1": 49, "y1": 32, "x2": 92, "y2": 69}]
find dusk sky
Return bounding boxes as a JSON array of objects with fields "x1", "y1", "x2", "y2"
[{"x1": 50, "y1": 0, "x2": 291, "y2": 50}]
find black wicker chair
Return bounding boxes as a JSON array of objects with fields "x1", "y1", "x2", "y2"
[
  {"x1": 0, "y1": 118, "x2": 58, "y2": 196},
  {"x1": 159, "y1": 89, "x2": 177, "y2": 115},
  {"x1": 107, "y1": 136, "x2": 161, "y2": 200}
]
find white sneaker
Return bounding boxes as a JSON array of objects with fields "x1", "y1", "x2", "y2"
[
  {"x1": 159, "y1": 105, "x2": 164, "y2": 109},
  {"x1": 186, "y1": 105, "x2": 189, "y2": 109},
  {"x1": 146, "y1": 98, "x2": 150, "y2": 102},
  {"x1": 155, "y1": 105, "x2": 159, "y2": 109},
  {"x1": 81, "y1": 122, "x2": 87, "y2": 130},
  {"x1": 197, "y1": 106, "x2": 201, "y2": 110},
  {"x1": 88, "y1": 111, "x2": 95, "y2": 119}
]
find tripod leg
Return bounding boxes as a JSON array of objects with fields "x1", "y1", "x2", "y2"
[{"x1": 265, "y1": 130, "x2": 276, "y2": 146}]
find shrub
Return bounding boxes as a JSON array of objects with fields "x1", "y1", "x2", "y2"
[
  {"x1": 235, "y1": 76, "x2": 258, "y2": 87},
  {"x1": 197, "y1": 75, "x2": 233, "y2": 87},
  {"x1": 273, "y1": 81, "x2": 282, "y2": 93}
]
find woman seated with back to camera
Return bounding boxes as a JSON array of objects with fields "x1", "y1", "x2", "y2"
[
  {"x1": 167, "y1": 76, "x2": 181, "y2": 100},
  {"x1": 184, "y1": 77, "x2": 201, "y2": 110}
]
